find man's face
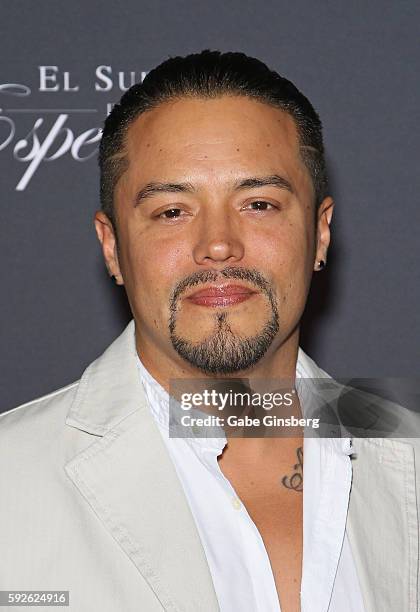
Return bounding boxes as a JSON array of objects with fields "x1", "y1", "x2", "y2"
[{"x1": 96, "y1": 96, "x2": 332, "y2": 375}]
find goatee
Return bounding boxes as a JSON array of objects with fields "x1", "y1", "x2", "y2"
[{"x1": 169, "y1": 267, "x2": 279, "y2": 375}]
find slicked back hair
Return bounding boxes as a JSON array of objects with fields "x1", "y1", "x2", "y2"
[{"x1": 99, "y1": 50, "x2": 328, "y2": 231}]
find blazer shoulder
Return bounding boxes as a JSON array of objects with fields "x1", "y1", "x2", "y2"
[{"x1": 0, "y1": 380, "x2": 80, "y2": 440}]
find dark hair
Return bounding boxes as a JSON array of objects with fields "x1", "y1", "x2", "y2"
[{"x1": 99, "y1": 49, "x2": 328, "y2": 229}]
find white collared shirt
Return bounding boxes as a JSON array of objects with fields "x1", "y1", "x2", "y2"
[{"x1": 136, "y1": 350, "x2": 365, "y2": 612}]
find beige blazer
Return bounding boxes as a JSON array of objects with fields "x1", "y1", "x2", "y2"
[{"x1": 0, "y1": 320, "x2": 418, "y2": 611}]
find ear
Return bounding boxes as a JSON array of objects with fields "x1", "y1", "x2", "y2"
[
  {"x1": 314, "y1": 196, "x2": 334, "y2": 271},
  {"x1": 94, "y1": 211, "x2": 124, "y2": 285}
]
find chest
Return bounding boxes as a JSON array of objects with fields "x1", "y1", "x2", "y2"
[
  {"x1": 243, "y1": 489, "x2": 303, "y2": 611},
  {"x1": 216, "y1": 440, "x2": 304, "y2": 610}
]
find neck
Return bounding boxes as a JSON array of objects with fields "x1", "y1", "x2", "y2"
[{"x1": 135, "y1": 321, "x2": 304, "y2": 459}]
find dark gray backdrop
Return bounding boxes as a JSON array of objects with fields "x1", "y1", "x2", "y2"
[{"x1": 1, "y1": 0, "x2": 419, "y2": 413}]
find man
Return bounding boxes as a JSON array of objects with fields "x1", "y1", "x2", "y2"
[{"x1": 0, "y1": 51, "x2": 418, "y2": 612}]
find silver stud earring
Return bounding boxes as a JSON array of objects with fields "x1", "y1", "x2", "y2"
[{"x1": 318, "y1": 260, "x2": 326, "y2": 270}]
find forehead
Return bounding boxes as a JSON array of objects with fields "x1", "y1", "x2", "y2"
[{"x1": 119, "y1": 95, "x2": 310, "y2": 194}]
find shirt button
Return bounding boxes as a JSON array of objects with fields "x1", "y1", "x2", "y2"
[{"x1": 231, "y1": 497, "x2": 242, "y2": 510}]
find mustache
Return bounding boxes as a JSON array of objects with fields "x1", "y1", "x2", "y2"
[{"x1": 169, "y1": 266, "x2": 277, "y2": 312}]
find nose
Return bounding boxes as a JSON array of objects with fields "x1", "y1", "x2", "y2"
[{"x1": 192, "y1": 209, "x2": 245, "y2": 266}]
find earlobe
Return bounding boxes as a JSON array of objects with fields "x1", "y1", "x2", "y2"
[{"x1": 110, "y1": 274, "x2": 123, "y2": 285}]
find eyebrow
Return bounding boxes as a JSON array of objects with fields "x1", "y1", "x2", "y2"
[{"x1": 133, "y1": 174, "x2": 294, "y2": 207}]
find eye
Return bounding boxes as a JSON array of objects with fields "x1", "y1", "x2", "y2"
[
  {"x1": 156, "y1": 207, "x2": 184, "y2": 219},
  {"x1": 244, "y1": 200, "x2": 276, "y2": 212}
]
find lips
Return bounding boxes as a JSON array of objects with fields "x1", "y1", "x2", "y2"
[{"x1": 186, "y1": 284, "x2": 258, "y2": 307}]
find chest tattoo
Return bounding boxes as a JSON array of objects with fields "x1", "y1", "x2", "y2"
[{"x1": 281, "y1": 446, "x2": 303, "y2": 492}]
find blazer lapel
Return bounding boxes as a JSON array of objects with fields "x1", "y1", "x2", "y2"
[
  {"x1": 64, "y1": 320, "x2": 220, "y2": 611},
  {"x1": 347, "y1": 437, "x2": 419, "y2": 612}
]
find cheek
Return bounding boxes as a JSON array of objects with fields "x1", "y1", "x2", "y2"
[
  {"x1": 252, "y1": 219, "x2": 311, "y2": 273},
  {"x1": 124, "y1": 232, "x2": 192, "y2": 311},
  {"x1": 250, "y1": 220, "x2": 313, "y2": 308},
  {"x1": 284, "y1": 226, "x2": 314, "y2": 309}
]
